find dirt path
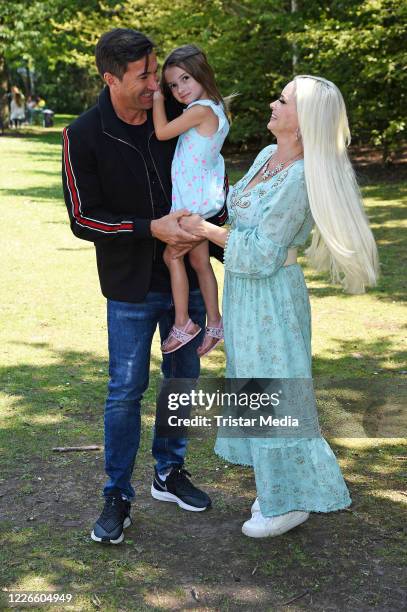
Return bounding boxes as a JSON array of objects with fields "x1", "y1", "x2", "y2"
[{"x1": 1, "y1": 439, "x2": 406, "y2": 611}]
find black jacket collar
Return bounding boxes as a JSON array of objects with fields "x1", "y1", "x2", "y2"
[
  {"x1": 98, "y1": 86, "x2": 153, "y2": 145},
  {"x1": 98, "y1": 86, "x2": 183, "y2": 142}
]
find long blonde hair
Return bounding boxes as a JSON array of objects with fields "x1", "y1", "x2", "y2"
[{"x1": 295, "y1": 75, "x2": 379, "y2": 294}]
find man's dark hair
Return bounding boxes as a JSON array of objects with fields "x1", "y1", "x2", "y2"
[{"x1": 95, "y1": 28, "x2": 155, "y2": 80}]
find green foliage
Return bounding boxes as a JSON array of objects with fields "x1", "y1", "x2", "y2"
[
  {"x1": 289, "y1": 0, "x2": 407, "y2": 159},
  {"x1": 1, "y1": 0, "x2": 405, "y2": 154}
]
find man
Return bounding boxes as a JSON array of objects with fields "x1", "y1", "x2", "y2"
[{"x1": 62, "y1": 29, "x2": 227, "y2": 544}]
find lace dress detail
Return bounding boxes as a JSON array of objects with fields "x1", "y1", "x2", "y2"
[{"x1": 215, "y1": 145, "x2": 352, "y2": 517}]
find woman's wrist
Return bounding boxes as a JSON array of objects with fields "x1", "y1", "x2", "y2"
[
  {"x1": 200, "y1": 219, "x2": 211, "y2": 240},
  {"x1": 204, "y1": 222, "x2": 229, "y2": 247}
]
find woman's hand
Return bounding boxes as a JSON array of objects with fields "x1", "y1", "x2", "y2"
[
  {"x1": 179, "y1": 213, "x2": 207, "y2": 238},
  {"x1": 179, "y1": 212, "x2": 229, "y2": 249},
  {"x1": 170, "y1": 214, "x2": 205, "y2": 258},
  {"x1": 151, "y1": 209, "x2": 198, "y2": 249}
]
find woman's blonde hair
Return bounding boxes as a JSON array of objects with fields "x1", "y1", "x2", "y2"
[{"x1": 294, "y1": 75, "x2": 379, "y2": 294}]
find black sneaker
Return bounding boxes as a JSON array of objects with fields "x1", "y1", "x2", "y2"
[
  {"x1": 91, "y1": 491, "x2": 132, "y2": 544},
  {"x1": 151, "y1": 466, "x2": 211, "y2": 512}
]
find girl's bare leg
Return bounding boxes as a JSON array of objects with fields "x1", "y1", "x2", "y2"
[
  {"x1": 161, "y1": 245, "x2": 201, "y2": 354},
  {"x1": 189, "y1": 241, "x2": 222, "y2": 356},
  {"x1": 163, "y1": 245, "x2": 190, "y2": 327},
  {"x1": 188, "y1": 241, "x2": 221, "y2": 325}
]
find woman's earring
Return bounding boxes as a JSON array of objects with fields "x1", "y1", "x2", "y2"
[{"x1": 295, "y1": 128, "x2": 302, "y2": 141}]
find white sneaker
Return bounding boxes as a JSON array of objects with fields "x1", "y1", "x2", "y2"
[
  {"x1": 242, "y1": 510, "x2": 309, "y2": 538},
  {"x1": 251, "y1": 498, "x2": 261, "y2": 514}
]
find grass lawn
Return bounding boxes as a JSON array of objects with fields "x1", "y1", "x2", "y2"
[{"x1": 0, "y1": 118, "x2": 406, "y2": 611}]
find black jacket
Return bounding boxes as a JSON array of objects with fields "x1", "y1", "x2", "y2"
[{"x1": 62, "y1": 87, "x2": 227, "y2": 302}]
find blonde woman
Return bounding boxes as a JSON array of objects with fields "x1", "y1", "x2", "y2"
[{"x1": 179, "y1": 76, "x2": 379, "y2": 537}]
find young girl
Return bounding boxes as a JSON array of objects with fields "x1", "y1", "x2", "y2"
[{"x1": 153, "y1": 45, "x2": 229, "y2": 357}]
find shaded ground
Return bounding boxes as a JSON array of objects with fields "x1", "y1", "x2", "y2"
[
  {"x1": 0, "y1": 124, "x2": 406, "y2": 610},
  {"x1": 1, "y1": 425, "x2": 406, "y2": 611}
]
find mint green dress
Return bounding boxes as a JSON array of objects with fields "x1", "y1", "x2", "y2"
[{"x1": 215, "y1": 145, "x2": 351, "y2": 517}]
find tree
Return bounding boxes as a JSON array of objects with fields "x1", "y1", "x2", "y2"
[
  {"x1": 0, "y1": 0, "x2": 405, "y2": 157},
  {"x1": 289, "y1": 0, "x2": 407, "y2": 159}
]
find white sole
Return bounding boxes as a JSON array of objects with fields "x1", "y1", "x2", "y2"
[
  {"x1": 242, "y1": 513, "x2": 309, "y2": 538},
  {"x1": 151, "y1": 483, "x2": 208, "y2": 512},
  {"x1": 90, "y1": 516, "x2": 132, "y2": 544}
]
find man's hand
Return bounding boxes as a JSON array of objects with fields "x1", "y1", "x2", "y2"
[
  {"x1": 170, "y1": 243, "x2": 198, "y2": 259},
  {"x1": 150, "y1": 210, "x2": 201, "y2": 249}
]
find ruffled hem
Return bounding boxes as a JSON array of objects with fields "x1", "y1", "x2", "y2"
[
  {"x1": 214, "y1": 438, "x2": 352, "y2": 517},
  {"x1": 215, "y1": 447, "x2": 253, "y2": 467},
  {"x1": 187, "y1": 99, "x2": 227, "y2": 133}
]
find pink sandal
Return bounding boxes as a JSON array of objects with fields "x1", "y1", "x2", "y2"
[
  {"x1": 197, "y1": 319, "x2": 224, "y2": 357},
  {"x1": 161, "y1": 319, "x2": 202, "y2": 354}
]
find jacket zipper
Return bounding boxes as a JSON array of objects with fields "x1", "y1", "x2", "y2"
[
  {"x1": 103, "y1": 130, "x2": 157, "y2": 259},
  {"x1": 148, "y1": 131, "x2": 171, "y2": 207}
]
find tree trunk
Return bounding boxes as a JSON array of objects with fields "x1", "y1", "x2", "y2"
[{"x1": 0, "y1": 54, "x2": 9, "y2": 128}]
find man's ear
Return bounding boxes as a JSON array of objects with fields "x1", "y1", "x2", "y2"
[{"x1": 103, "y1": 72, "x2": 117, "y2": 88}]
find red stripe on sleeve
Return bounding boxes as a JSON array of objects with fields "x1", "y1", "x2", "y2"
[{"x1": 63, "y1": 128, "x2": 133, "y2": 233}]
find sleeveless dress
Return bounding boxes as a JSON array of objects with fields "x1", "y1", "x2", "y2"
[
  {"x1": 171, "y1": 99, "x2": 229, "y2": 219},
  {"x1": 215, "y1": 144, "x2": 352, "y2": 518}
]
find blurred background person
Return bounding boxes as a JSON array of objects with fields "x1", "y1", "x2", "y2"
[
  {"x1": 10, "y1": 86, "x2": 25, "y2": 128},
  {"x1": 26, "y1": 95, "x2": 37, "y2": 125}
]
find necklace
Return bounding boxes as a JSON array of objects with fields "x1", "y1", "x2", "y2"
[{"x1": 261, "y1": 152, "x2": 303, "y2": 180}]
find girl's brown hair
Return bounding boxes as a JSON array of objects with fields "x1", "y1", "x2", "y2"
[{"x1": 161, "y1": 45, "x2": 225, "y2": 110}]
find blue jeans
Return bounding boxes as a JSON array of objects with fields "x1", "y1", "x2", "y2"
[{"x1": 103, "y1": 290, "x2": 206, "y2": 499}]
